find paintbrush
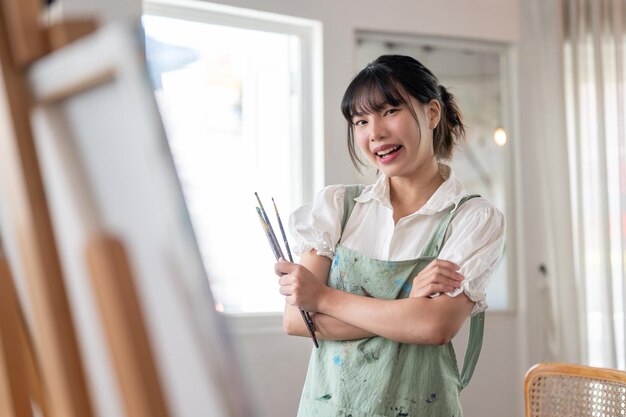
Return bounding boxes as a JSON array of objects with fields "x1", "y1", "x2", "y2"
[
  {"x1": 255, "y1": 192, "x2": 283, "y2": 259},
  {"x1": 271, "y1": 198, "x2": 316, "y2": 332},
  {"x1": 256, "y1": 208, "x2": 282, "y2": 260},
  {"x1": 255, "y1": 194, "x2": 319, "y2": 348}
]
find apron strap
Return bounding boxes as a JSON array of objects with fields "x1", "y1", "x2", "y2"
[
  {"x1": 418, "y1": 194, "x2": 481, "y2": 258},
  {"x1": 339, "y1": 185, "x2": 366, "y2": 239},
  {"x1": 461, "y1": 311, "x2": 485, "y2": 389},
  {"x1": 416, "y1": 193, "x2": 484, "y2": 389}
]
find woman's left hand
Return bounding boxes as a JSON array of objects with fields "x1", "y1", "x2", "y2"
[
  {"x1": 274, "y1": 259, "x2": 328, "y2": 312},
  {"x1": 409, "y1": 259, "x2": 463, "y2": 298}
]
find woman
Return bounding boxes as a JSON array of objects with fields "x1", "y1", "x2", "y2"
[{"x1": 275, "y1": 54, "x2": 505, "y2": 416}]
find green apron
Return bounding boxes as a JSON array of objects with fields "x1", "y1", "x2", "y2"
[{"x1": 297, "y1": 186, "x2": 485, "y2": 417}]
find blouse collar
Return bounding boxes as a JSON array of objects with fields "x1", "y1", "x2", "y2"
[{"x1": 354, "y1": 164, "x2": 468, "y2": 215}]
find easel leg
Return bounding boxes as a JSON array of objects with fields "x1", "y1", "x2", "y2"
[
  {"x1": 86, "y1": 234, "x2": 171, "y2": 417},
  {"x1": 0, "y1": 252, "x2": 33, "y2": 417},
  {"x1": 17, "y1": 296, "x2": 48, "y2": 416}
]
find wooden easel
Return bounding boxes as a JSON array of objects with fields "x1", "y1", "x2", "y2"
[
  {"x1": 0, "y1": 249, "x2": 37, "y2": 417},
  {"x1": 0, "y1": 0, "x2": 97, "y2": 415},
  {"x1": 0, "y1": 247, "x2": 48, "y2": 417},
  {"x1": 0, "y1": 1, "x2": 171, "y2": 416}
]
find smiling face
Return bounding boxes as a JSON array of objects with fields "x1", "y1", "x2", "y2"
[{"x1": 351, "y1": 92, "x2": 441, "y2": 180}]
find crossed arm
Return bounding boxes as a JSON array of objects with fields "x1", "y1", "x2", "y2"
[{"x1": 277, "y1": 250, "x2": 474, "y2": 346}]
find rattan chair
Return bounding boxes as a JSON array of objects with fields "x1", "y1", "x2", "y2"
[{"x1": 525, "y1": 362, "x2": 626, "y2": 417}]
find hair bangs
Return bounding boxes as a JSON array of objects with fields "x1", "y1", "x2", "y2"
[{"x1": 341, "y1": 67, "x2": 407, "y2": 122}]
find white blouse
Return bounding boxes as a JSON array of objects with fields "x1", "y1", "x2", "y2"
[{"x1": 288, "y1": 164, "x2": 505, "y2": 315}]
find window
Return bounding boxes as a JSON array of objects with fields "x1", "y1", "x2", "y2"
[{"x1": 143, "y1": 1, "x2": 322, "y2": 313}]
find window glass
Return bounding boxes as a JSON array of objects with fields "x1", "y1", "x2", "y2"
[{"x1": 143, "y1": 13, "x2": 308, "y2": 313}]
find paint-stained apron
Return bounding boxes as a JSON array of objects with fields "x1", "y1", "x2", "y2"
[{"x1": 297, "y1": 186, "x2": 485, "y2": 417}]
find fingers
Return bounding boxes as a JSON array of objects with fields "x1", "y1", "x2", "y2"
[
  {"x1": 425, "y1": 259, "x2": 464, "y2": 281},
  {"x1": 412, "y1": 276, "x2": 459, "y2": 294},
  {"x1": 278, "y1": 274, "x2": 293, "y2": 286},
  {"x1": 426, "y1": 259, "x2": 461, "y2": 272},
  {"x1": 278, "y1": 273, "x2": 295, "y2": 298},
  {"x1": 274, "y1": 263, "x2": 323, "y2": 311},
  {"x1": 274, "y1": 258, "x2": 295, "y2": 276},
  {"x1": 426, "y1": 279, "x2": 460, "y2": 293},
  {"x1": 279, "y1": 282, "x2": 305, "y2": 308},
  {"x1": 428, "y1": 259, "x2": 460, "y2": 270},
  {"x1": 410, "y1": 259, "x2": 465, "y2": 298},
  {"x1": 427, "y1": 271, "x2": 463, "y2": 289},
  {"x1": 285, "y1": 295, "x2": 296, "y2": 306}
]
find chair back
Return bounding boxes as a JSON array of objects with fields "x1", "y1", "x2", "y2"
[{"x1": 525, "y1": 362, "x2": 626, "y2": 417}]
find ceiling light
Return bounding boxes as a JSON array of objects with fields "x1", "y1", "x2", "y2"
[{"x1": 494, "y1": 128, "x2": 507, "y2": 146}]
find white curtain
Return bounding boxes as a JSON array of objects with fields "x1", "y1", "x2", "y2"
[{"x1": 564, "y1": 0, "x2": 626, "y2": 369}]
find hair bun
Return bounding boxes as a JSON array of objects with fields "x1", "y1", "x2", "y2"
[{"x1": 439, "y1": 85, "x2": 462, "y2": 128}]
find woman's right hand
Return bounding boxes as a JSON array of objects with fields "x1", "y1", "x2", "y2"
[
  {"x1": 409, "y1": 259, "x2": 464, "y2": 298},
  {"x1": 275, "y1": 259, "x2": 330, "y2": 312}
]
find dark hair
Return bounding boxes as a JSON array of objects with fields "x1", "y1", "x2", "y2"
[{"x1": 340, "y1": 54, "x2": 465, "y2": 169}]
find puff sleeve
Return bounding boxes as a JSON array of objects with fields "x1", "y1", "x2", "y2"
[
  {"x1": 288, "y1": 185, "x2": 345, "y2": 260},
  {"x1": 437, "y1": 203, "x2": 505, "y2": 315}
]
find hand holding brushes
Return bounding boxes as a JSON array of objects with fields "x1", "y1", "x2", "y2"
[{"x1": 255, "y1": 193, "x2": 318, "y2": 348}]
